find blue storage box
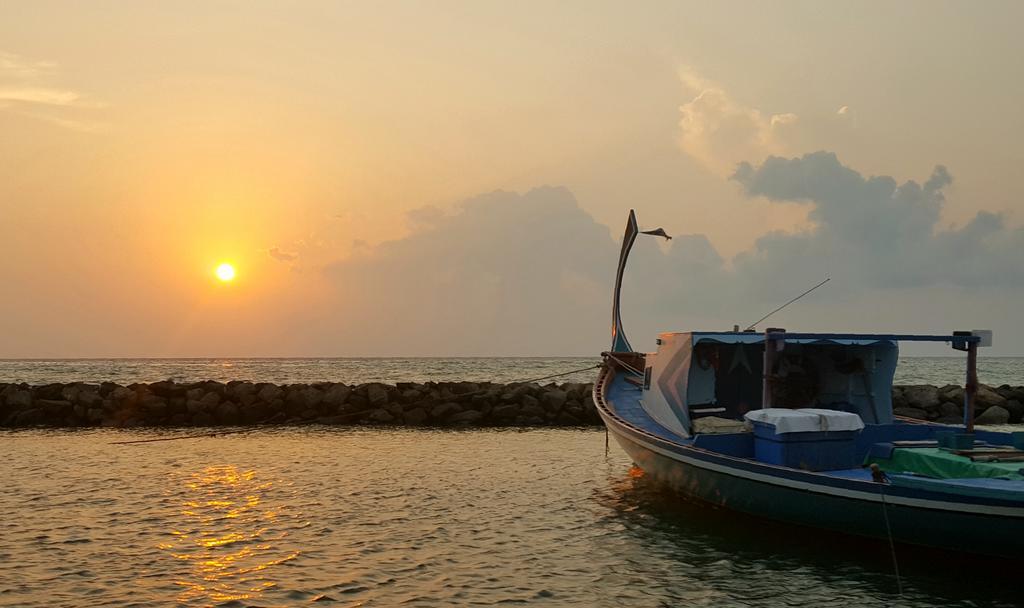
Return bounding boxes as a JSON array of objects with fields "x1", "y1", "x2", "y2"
[{"x1": 751, "y1": 421, "x2": 859, "y2": 471}]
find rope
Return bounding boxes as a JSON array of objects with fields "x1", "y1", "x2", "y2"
[
  {"x1": 603, "y1": 353, "x2": 644, "y2": 377},
  {"x1": 110, "y1": 363, "x2": 602, "y2": 445},
  {"x1": 872, "y1": 466, "x2": 904, "y2": 597}
]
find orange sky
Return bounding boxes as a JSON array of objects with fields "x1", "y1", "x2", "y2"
[{"x1": 2, "y1": 2, "x2": 1022, "y2": 356}]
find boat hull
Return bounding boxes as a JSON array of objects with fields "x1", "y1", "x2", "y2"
[{"x1": 596, "y1": 372, "x2": 1024, "y2": 558}]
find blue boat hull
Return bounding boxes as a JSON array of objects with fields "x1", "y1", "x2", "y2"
[{"x1": 596, "y1": 369, "x2": 1024, "y2": 558}]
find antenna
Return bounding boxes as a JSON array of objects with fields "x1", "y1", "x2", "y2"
[{"x1": 744, "y1": 277, "x2": 831, "y2": 332}]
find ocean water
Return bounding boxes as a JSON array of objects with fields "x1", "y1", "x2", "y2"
[
  {"x1": 0, "y1": 357, "x2": 1022, "y2": 386},
  {"x1": 1, "y1": 427, "x2": 1019, "y2": 608}
]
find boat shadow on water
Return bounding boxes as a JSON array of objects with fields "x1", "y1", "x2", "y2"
[{"x1": 593, "y1": 466, "x2": 1020, "y2": 607}]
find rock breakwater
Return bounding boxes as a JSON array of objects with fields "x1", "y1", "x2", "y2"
[
  {"x1": 894, "y1": 383, "x2": 1024, "y2": 426},
  {"x1": 1, "y1": 380, "x2": 1022, "y2": 428},
  {"x1": 0, "y1": 380, "x2": 599, "y2": 428}
]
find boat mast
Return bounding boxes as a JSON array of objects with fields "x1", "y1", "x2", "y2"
[
  {"x1": 964, "y1": 340, "x2": 978, "y2": 433},
  {"x1": 611, "y1": 210, "x2": 639, "y2": 353}
]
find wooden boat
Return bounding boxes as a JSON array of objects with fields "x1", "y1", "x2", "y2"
[{"x1": 596, "y1": 210, "x2": 1024, "y2": 557}]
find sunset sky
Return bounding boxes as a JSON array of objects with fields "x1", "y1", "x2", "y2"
[{"x1": 2, "y1": 1, "x2": 1022, "y2": 357}]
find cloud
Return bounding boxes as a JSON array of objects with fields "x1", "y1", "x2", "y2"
[
  {"x1": 0, "y1": 50, "x2": 103, "y2": 131},
  {"x1": 0, "y1": 51, "x2": 55, "y2": 79},
  {"x1": 731, "y1": 151, "x2": 1024, "y2": 290},
  {"x1": 405, "y1": 205, "x2": 447, "y2": 228},
  {"x1": 837, "y1": 105, "x2": 850, "y2": 116},
  {"x1": 0, "y1": 86, "x2": 81, "y2": 106},
  {"x1": 324, "y1": 187, "x2": 616, "y2": 354},
  {"x1": 268, "y1": 247, "x2": 299, "y2": 262},
  {"x1": 677, "y1": 68, "x2": 797, "y2": 176},
  {"x1": 315, "y1": 154, "x2": 1023, "y2": 354}
]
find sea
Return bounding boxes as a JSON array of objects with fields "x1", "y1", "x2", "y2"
[
  {"x1": 1, "y1": 356, "x2": 1023, "y2": 386},
  {"x1": 3, "y1": 358, "x2": 1023, "y2": 607}
]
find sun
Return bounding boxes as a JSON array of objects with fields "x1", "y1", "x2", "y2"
[{"x1": 215, "y1": 263, "x2": 236, "y2": 282}]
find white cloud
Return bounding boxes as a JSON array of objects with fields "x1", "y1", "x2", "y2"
[
  {"x1": 677, "y1": 68, "x2": 797, "y2": 176},
  {"x1": 0, "y1": 50, "x2": 103, "y2": 131},
  {"x1": 0, "y1": 87, "x2": 81, "y2": 106}
]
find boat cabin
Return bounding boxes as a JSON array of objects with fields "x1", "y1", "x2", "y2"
[{"x1": 637, "y1": 330, "x2": 976, "y2": 439}]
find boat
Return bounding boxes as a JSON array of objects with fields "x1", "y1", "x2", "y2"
[{"x1": 596, "y1": 210, "x2": 1024, "y2": 558}]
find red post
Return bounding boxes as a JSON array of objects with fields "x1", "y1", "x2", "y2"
[{"x1": 964, "y1": 341, "x2": 978, "y2": 433}]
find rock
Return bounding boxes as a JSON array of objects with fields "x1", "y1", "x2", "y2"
[
  {"x1": 403, "y1": 408, "x2": 428, "y2": 425},
  {"x1": 501, "y1": 384, "x2": 532, "y2": 403},
  {"x1": 367, "y1": 384, "x2": 389, "y2": 406},
  {"x1": 322, "y1": 384, "x2": 351, "y2": 409},
  {"x1": 368, "y1": 408, "x2": 395, "y2": 423},
  {"x1": 938, "y1": 384, "x2": 963, "y2": 403},
  {"x1": 199, "y1": 391, "x2": 221, "y2": 408},
  {"x1": 192, "y1": 411, "x2": 215, "y2": 426},
  {"x1": 939, "y1": 402, "x2": 961, "y2": 418},
  {"x1": 975, "y1": 405, "x2": 1010, "y2": 426},
  {"x1": 1004, "y1": 400, "x2": 1024, "y2": 423},
  {"x1": 491, "y1": 404, "x2": 519, "y2": 421},
  {"x1": 936, "y1": 415, "x2": 963, "y2": 425},
  {"x1": 228, "y1": 383, "x2": 256, "y2": 404},
  {"x1": 315, "y1": 415, "x2": 350, "y2": 425},
  {"x1": 148, "y1": 381, "x2": 186, "y2": 398},
  {"x1": 1009, "y1": 387, "x2": 1024, "y2": 403},
  {"x1": 257, "y1": 384, "x2": 283, "y2": 403},
  {"x1": 216, "y1": 401, "x2": 240, "y2": 424},
  {"x1": 77, "y1": 388, "x2": 102, "y2": 408},
  {"x1": 5, "y1": 389, "x2": 32, "y2": 409},
  {"x1": 109, "y1": 386, "x2": 135, "y2": 406},
  {"x1": 300, "y1": 387, "x2": 324, "y2": 409},
  {"x1": 556, "y1": 411, "x2": 582, "y2": 425},
  {"x1": 12, "y1": 407, "x2": 45, "y2": 426},
  {"x1": 140, "y1": 396, "x2": 168, "y2": 417},
  {"x1": 976, "y1": 385, "x2": 1007, "y2": 410},
  {"x1": 430, "y1": 402, "x2": 461, "y2": 420},
  {"x1": 185, "y1": 399, "x2": 206, "y2": 414},
  {"x1": 37, "y1": 399, "x2": 73, "y2": 414},
  {"x1": 520, "y1": 395, "x2": 546, "y2": 418},
  {"x1": 449, "y1": 410, "x2": 483, "y2": 425},
  {"x1": 35, "y1": 383, "x2": 65, "y2": 400},
  {"x1": 893, "y1": 407, "x2": 928, "y2": 421},
  {"x1": 543, "y1": 390, "x2": 568, "y2": 411},
  {"x1": 900, "y1": 386, "x2": 940, "y2": 410}
]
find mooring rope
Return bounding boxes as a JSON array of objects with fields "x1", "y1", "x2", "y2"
[
  {"x1": 110, "y1": 363, "x2": 602, "y2": 445},
  {"x1": 870, "y1": 464, "x2": 904, "y2": 596}
]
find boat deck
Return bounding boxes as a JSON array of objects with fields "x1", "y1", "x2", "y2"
[{"x1": 604, "y1": 369, "x2": 1023, "y2": 496}]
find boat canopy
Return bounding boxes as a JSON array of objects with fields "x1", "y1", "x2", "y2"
[
  {"x1": 687, "y1": 331, "x2": 980, "y2": 347},
  {"x1": 640, "y1": 331, "x2": 908, "y2": 437}
]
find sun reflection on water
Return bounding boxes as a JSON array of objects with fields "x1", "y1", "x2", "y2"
[{"x1": 160, "y1": 465, "x2": 302, "y2": 605}]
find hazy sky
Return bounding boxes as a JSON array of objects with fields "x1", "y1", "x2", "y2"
[{"x1": 1, "y1": 1, "x2": 1022, "y2": 357}]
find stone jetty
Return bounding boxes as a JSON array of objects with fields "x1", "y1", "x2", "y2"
[
  {"x1": 0, "y1": 380, "x2": 599, "y2": 428},
  {"x1": 1, "y1": 380, "x2": 1022, "y2": 428}
]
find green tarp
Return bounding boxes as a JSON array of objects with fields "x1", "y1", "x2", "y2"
[{"x1": 866, "y1": 447, "x2": 1024, "y2": 480}]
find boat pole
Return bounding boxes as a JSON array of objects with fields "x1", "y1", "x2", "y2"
[
  {"x1": 762, "y1": 329, "x2": 781, "y2": 409},
  {"x1": 964, "y1": 340, "x2": 978, "y2": 433}
]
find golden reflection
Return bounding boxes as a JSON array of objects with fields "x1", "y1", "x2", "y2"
[{"x1": 160, "y1": 465, "x2": 301, "y2": 605}]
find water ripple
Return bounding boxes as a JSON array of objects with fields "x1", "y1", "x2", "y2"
[{"x1": 1, "y1": 428, "x2": 1021, "y2": 606}]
